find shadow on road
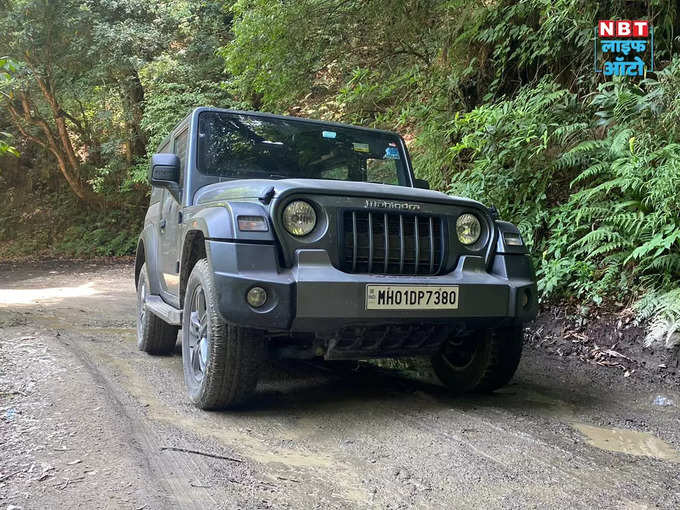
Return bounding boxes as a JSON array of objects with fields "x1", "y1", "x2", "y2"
[{"x1": 223, "y1": 358, "x2": 600, "y2": 422}]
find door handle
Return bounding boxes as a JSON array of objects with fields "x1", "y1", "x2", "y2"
[{"x1": 159, "y1": 219, "x2": 167, "y2": 229}]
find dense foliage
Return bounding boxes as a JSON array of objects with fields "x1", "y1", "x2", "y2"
[{"x1": 1, "y1": 0, "x2": 678, "y2": 343}]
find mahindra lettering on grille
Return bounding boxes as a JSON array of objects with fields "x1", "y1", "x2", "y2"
[
  {"x1": 364, "y1": 199, "x2": 421, "y2": 211},
  {"x1": 342, "y1": 209, "x2": 445, "y2": 275}
]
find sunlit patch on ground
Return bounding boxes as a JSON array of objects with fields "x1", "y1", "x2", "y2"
[{"x1": 0, "y1": 282, "x2": 99, "y2": 305}]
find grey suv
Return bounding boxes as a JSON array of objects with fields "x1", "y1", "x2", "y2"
[{"x1": 135, "y1": 107, "x2": 537, "y2": 409}]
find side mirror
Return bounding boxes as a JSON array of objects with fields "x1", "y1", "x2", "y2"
[
  {"x1": 414, "y1": 178, "x2": 430, "y2": 190},
  {"x1": 150, "y1": 153, "x2": 181, "y2": 201},
  {"x1": 150, "y1": 153, "x2": 180, "y2": 184}
]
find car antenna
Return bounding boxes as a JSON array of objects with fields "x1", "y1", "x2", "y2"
[{"x1": 259, "y1": 186, "x2": 276, "y2": 204}]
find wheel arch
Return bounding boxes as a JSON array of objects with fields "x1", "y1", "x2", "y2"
[
  {"x1": 179, "y1": 230, "x2": 208, "y2": 307},
  {"x1": 134, "y1": 237, "x2": 146, "y2": 288},
  {"x1": 135, "y1": 225, "x2": 163, "y2": 295}
]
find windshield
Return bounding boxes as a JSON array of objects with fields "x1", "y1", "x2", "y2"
[{"x1": 197, "y1": 112, "x2": 410, "y2": 186}]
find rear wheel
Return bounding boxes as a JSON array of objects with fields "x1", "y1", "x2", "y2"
[
  {"x1": 136, "y1": 263, "x2": 178, "y2": 355},
  {"x1": 182, "y1": 259, "x2": 266, "y2": 409},
  {"x1": 432, "y1": 326, "x2": 523, "y2": 394}
]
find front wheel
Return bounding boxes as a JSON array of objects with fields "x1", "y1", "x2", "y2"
[
  {"x1": 432, "y1": 326, "x2": 524, "y2": 394},
  {"x1": 181, "y1": 259, "x2": 265, "y2": 409}
]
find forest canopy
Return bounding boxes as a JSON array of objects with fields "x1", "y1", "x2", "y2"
[{"x1": 1, "y1": 0, "x2": 679, "y2": 345}]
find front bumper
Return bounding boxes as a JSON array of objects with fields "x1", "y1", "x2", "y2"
[{"x1": 206, "y1": 241, "x2": 537, "y2": 333}]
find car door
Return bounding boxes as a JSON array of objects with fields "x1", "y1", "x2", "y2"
[{"x1": 158, "y1": 127, "x2": 188, "y2": 305}]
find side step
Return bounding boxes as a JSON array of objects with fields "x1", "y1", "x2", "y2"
[{"x1": 145, "y1": 295, "x2": 182, "y2": 326}]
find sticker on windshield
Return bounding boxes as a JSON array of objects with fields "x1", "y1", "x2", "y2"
[
  {"x1": 384, "y1": 147, "x2": 400, "y2": 159},
  {"x1": 353, "y1": 142, "x2": 370, "y2": 153},
  {"x1": 322, "y1": 131, "x2": 337, "y2": 139}
]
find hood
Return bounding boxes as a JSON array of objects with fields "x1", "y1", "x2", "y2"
[{"x1": 193, "y1": 178, "x2": 484, "y2": 208}]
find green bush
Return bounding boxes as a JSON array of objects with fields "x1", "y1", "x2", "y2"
[{"x1": 438, "y1": 61, "x2": 680, "y2": 340}]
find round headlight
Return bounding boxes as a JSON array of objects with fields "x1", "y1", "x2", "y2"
[
  {"x1": 282, "y1": 200, "x2": 317, "y2": 236},
  {"x1": 456, "y1": 213, "x2": 481, "y2": 245}
]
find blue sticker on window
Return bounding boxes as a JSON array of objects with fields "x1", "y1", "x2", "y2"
[
  {"x1": 384, "y1": 147, "x2": 400, "y2": 159},
  {"x1": 322, "y1": 131, "x2": 337, "y2": 139}
]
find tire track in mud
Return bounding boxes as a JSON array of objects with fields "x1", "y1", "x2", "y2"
[
  {"x1": 51, "y1": 329, "x2": 221, "y2": 510},
  {"x1": 470, "y1": 393, "x2": 674, "y2": 490},
  {"x1": 285, "y1": 365, "x2": 669, "y2": 508},
  {"x1": 65, "y1": 326, "x2": 373, "y2": 509},
  {"x1": 395, "y1": 393, "x2": 674, "y2": 508}
]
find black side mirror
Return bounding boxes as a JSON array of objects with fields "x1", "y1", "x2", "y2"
[
  {"x1": 414, "y1": 178, "x2": 430, "y2": 190},
  {"x1": 150, "y1": 153, "x2": 180, "y2": 184},
  {"x1": 150, "y1": 153, "x2": 181, "y2": 201}
]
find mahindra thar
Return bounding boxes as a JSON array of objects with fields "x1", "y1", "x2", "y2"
[{"x1": 134, "y1": 107, "x2": 537, "y2": 409}]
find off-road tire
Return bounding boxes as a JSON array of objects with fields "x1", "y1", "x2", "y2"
[
  {"x1": 432, "y1": 326, "x2": 524, "y2": 394},
  {"x1": 182, "y1": 259, "x2": 265, "y2": 409},
  {"x1": 136, "y1": 263, "x2": 178, "y2": 355}
]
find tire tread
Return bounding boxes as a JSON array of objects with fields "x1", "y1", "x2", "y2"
[{"x1": 183, "y1": 259, "x2": 264, "y2": 409}]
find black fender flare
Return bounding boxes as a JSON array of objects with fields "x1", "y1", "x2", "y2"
[
  {"x1": 178, "y1": 202, "x2": 275, "y2": 303},
  {"x1": 185, "y1": 202, "x2": 275, "y2": 242},
  {"x1": 135, "y1": 224, "x2": 163, "y2": 295}
]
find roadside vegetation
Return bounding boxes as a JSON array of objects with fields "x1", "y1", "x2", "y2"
[{"x1": 0, "y1": 0, "x2": 678, "y2": 347}]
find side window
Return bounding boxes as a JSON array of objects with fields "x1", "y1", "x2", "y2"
[{"x1": 173, "y1": 128, "x2": 188, "y2": 186}]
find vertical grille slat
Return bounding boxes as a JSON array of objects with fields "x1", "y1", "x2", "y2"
[
  {"x1": 343, "y1": 210, "x2": 444, "y2": 275},
  {"x1": 428, "y1": 216, "x2": 435, "y2": 274},
  {"x1": 413, "y1": 216, "x2": 419, "y2": 275},
  {"x1": 367, "y1": 212, "x2": 374, "y2": 273},
  {"x1": 399, "y1": 215, "x2": 405, "y2": 273},
  {"x1": 383, "y1": 213, "x2": 389, "y2": 273},
  {"x1": 352, "y1": 211, "x2": 357, "y2": 272}
]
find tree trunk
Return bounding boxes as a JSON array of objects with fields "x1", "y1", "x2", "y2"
[
  {"x1": 119, "y1": 68, "x2": 147, "y2": 161},
  {"x1": 8, "y1": 91, "x2": 100, "y2": 205}
]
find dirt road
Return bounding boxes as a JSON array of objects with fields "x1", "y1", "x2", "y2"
[{"x1": 1, "y1": 262, "x2": 679, "y2": 509}]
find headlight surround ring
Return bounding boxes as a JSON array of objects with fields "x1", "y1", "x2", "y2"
[
  {"x1": 456, "y1": 213, "x2": 482, "y2": 246},
  {"x1": 282, "y1": 200, "x2": 317, "y2": 237}
]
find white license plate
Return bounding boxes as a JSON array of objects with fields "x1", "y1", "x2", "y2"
[{"x1": 365, "y1": 285, "x2": 459, "y2": 310}]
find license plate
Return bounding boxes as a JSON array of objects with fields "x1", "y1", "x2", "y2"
[{"x1": 365, "y1": 285, "x2": 459, "y2": 310}]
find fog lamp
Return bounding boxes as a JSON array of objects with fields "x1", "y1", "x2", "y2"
[{"x1": 246, "y1": 286, "x2": 267, "y2": 308}]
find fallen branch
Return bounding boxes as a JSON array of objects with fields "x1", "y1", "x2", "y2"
[
  {"x1": 160, "y1": 446, "x2": 242, "y2": 463},
  {"x1": 0, "y1": 471, "x2": 20, "y2": 483},
  {"x1": 276, "y1": 476, "x2": 301, "y2": 483}
]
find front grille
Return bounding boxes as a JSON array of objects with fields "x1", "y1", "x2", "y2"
[{"x1": 342, "y1": 210, "x2": 445, "y2": 275}]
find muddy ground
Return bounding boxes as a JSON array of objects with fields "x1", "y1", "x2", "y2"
[{"x1": 1, "y1": 261, "x2": 679, "y2": 509}]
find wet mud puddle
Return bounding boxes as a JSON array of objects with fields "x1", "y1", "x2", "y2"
[
  {"x1": 573, "y1": 423, "x2": 680, "y2": 462},
  {"x1": 495, "y1": 387, "x2": 680, "y2": 463}
]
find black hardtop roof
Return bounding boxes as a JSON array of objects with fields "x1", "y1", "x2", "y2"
[
  {"x1": 192, "y1": 107, "x2": 401, "y2": 137},
  {"x1": 160, "y1": 107, "x2": 402, "y2": 150}
]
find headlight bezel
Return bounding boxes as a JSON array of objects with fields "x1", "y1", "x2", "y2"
[
  {"x1": 456, "y1": 212, "x2": 483, "y2": 246},
  {"x1": 282, "y1": 199, "x2": 317, "y2": 237}
]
